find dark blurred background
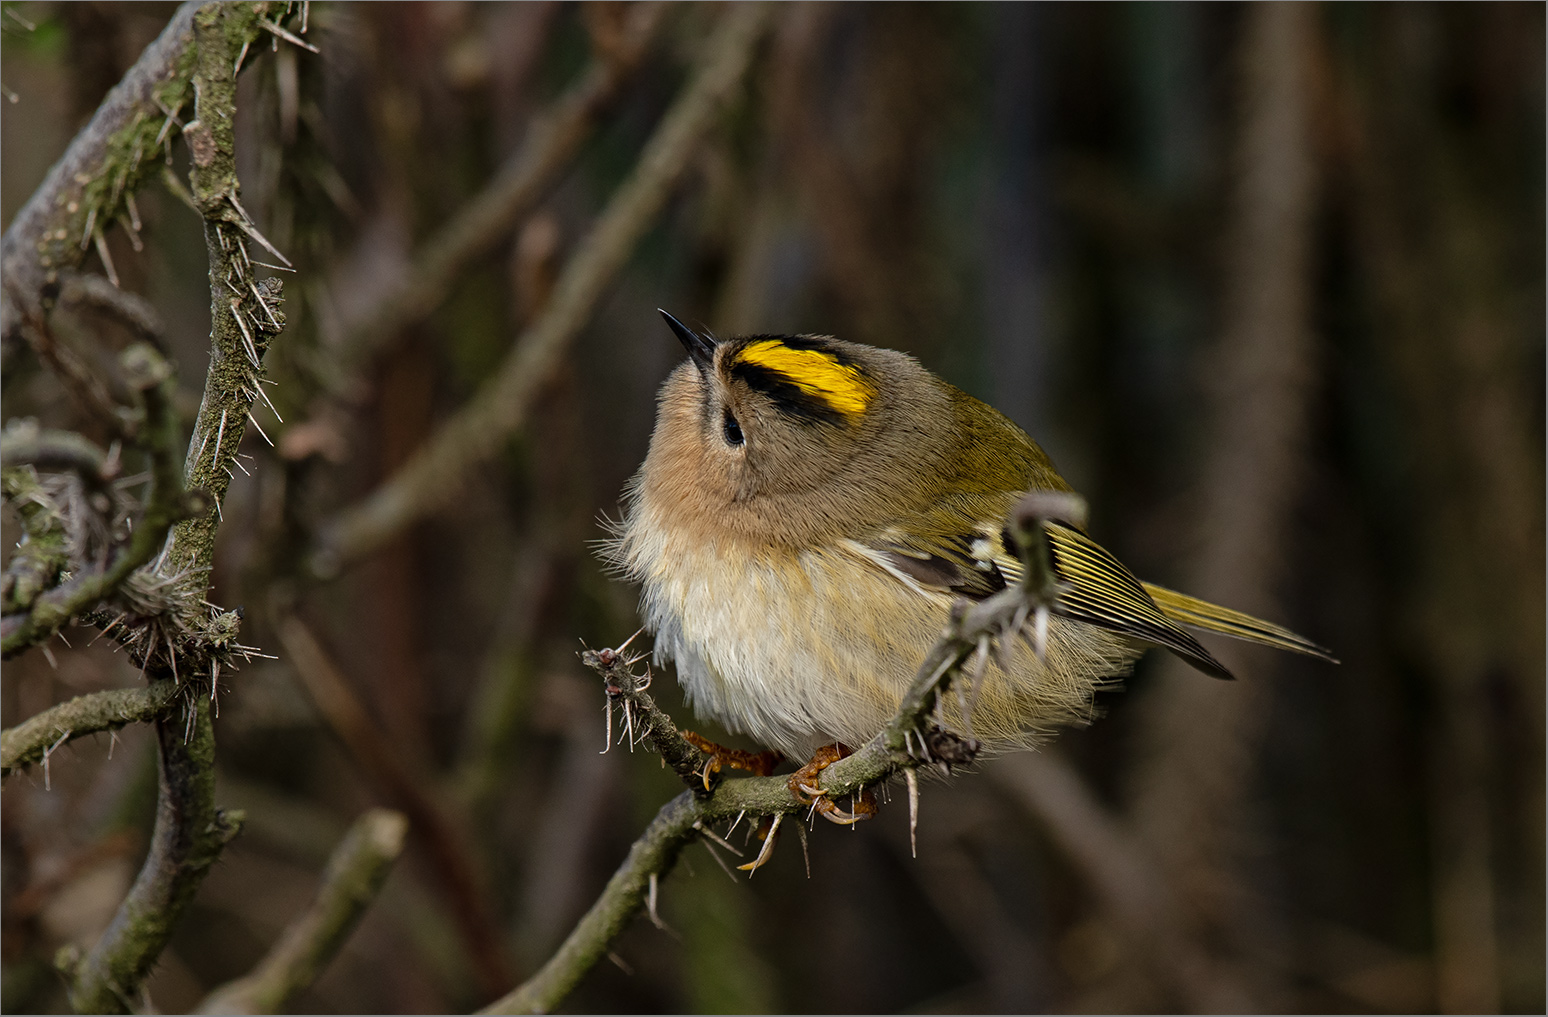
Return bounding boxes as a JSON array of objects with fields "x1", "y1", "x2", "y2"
[{"x1": 2, "y1": 2, "x2": 1543, "y2": 1013}]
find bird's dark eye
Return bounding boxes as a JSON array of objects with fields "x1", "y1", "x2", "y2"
[{"x1": 722, "y1": 409, "x2": 744, "y2": 447}]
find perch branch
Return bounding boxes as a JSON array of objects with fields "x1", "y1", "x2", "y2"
[
  {"x1": 197, "y1": 809, "x2": 409, "y2": 1014},
  {"x1": 584, "y1": 643, "x2": 715, "y2": 792},
  {"x1": 480, "y1": 491, "x2": 1086, "y2": 1014},
  {"x1": 332, "y1": 2, "x2": 671, "y2": 381},
  {"x1": 1, "y1": 681, "x2": 179, "y2": 776},
  {"x1": 311, "y1": 1, "x2": 774, "y2": 575}
]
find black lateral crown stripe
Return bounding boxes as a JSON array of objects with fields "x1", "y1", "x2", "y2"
[
  {"x1": 736, "y1": 333, "x2": 860, "y2": 364},
  {"x1": 730, "y1": 360, "x2": 849, "y2": 425}
]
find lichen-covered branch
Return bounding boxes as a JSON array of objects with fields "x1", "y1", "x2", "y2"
[
  {"x1": 480, "y1": 491, "x2": 1084, "y2": 1015},
  {"x1": 1, "y1": 466, "x2": 72, "y2": 615},
  {"x1": 0, "y1": 681, "x2": 179, "y2": 776},
  {"x1": 65, "y1": 705, "x2": 243, "y2": 1013},
  {"x1": 331, "y1": 2, "x2": 671, "y2": 383},
  {"x1": 42, "y1": 6, "x2": 294, "y2": 1011},
  {"x1": 164, "y1": 1, "x2": 287, "y2": 577},
  {"x1": 312, "y1": 2, "x2": 775, "y2": 575},
  {"x1": 198, "y1": 809, "x2": 409, "y2": 1015},
  {"x1": 1, "y1": 0, "x2": 203, "y2": 341}
]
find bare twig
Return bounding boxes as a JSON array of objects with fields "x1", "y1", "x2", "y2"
[
  {"x1": 312, "y1": 2, "x2": 775, "y2": 576},
  {"x1": 198, "y1": 809, "x2": 409, "y2": 1014},
  {"x1": 331, "y1": 3, "x2": 671, "y2": 382},
  {"x1": 59, "y1": 271, "x2": 168, "y2": 351},
  {"x1": 274, "y1": 614, "x2": 512, "y2": 997},
  {"x1": 991, "y1": 751, "x2": 1243, "y2": 1012},
  {"x1": 480, "y1": 490, "x2": 1080, "y2": 1014},
  {"x1": 1, "y1": 422, "x2": 116, "y2": 492},
  {"x1": 14, "y1": 310, "x2": 136, "y2": 437},
  {"x1": 0, "y1": 680, "x2": 178, "y2": 776}
]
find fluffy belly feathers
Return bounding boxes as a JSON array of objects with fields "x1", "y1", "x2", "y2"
[{"x1": 633, "y1": 538, "x2": 1140, "y2": 760}]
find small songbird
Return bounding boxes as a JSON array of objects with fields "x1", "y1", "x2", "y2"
[{"x1": 607, "y1": 311, "x2": 1334, "y2": 816}]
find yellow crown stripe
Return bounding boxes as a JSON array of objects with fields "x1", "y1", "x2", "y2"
[{"x1": 738, "y1": 340, "x2": 875, "y2": 417}]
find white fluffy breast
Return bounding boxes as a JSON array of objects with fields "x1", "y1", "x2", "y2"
[
  {"x1": 610, "y1": 504, "x2": 1142, "y2": 761},
  {"x1": 623, "y1": 523, "x2": 943, "y2": 758}
]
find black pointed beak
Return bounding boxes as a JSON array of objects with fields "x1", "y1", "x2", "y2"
[{"x1": 659, "y1": 309, "x2": 717, "y2": 375}]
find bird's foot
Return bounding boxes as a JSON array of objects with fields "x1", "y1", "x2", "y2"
[
  {"x1": 788, "y1": 743, "x2": 878, "y2": 826},
  {"x1": 681, "y1": 730, "x2": 781, "y2": 791}
]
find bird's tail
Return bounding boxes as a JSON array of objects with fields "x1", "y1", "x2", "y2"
[{"x1": 1142, "y1": 583, "x2": 1339, "y2": 663}]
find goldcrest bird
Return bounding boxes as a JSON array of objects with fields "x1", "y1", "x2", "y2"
[{"x1": 608, "y1": 311, "x2": 1333, "y2": 804}]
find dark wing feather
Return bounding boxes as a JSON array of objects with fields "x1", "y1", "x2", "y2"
[
  {"x1": 1042, "y1": 525, "x2": 1234, "y2": 680},
  {"x1": 857, "y1": 513, "x2": 1235, "y2": 681},
  {"x1": 873, "y1": 532, "x2": 1008, "y2": 600}
]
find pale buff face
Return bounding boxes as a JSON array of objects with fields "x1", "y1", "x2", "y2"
[{"x1": 632, "y1": 337, "x2": 954, "y2": 550}]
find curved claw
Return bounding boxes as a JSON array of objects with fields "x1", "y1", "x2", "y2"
[
  {"x1": 811, "y1": 790, "x2": 878, "y2": 826},
  {"x1": 788, "y1": 744, "x2": 879, "y2": 826},
  {"x1": 817, "y1": 805, "x2": 864, "y2": 826},
  {"x1": 735, "y1": 813, "x2": 783, "y2": 873}
]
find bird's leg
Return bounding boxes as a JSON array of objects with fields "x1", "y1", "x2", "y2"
[
  {"x1": 681, "y1": 730, "x2": 782, "y2": 790},
  {"x1": 788, "y1": 743, "x2": 878, "y2": 825}
]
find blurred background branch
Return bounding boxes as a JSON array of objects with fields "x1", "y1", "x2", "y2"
[
  {"x1": 198, "y1": 807, "x2": 408, "y2": 1014},
  {"x1": 312, "y1": 1, "x2": 773, "y2": 574}
]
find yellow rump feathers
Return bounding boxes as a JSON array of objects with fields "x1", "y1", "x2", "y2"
[{"x1": 736, "y1": 339, "x2": 876, "y2": 418}]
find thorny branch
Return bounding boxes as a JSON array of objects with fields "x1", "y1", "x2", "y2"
[
  {"x1": 1, "y1": 342, "x2": 197, "y2": 658},
  {"x1": 167, "y1": 1, "x2": 290, "y2": 578},
  {"x1": 0, "y1": 680, "x2": 179, "y2": 776},
  {"x1": 198, "y1": 809, "x2": 410, "y2": 1015},
  {"x1": 311, "y1": 1, "x2": 776, "y2": 575},
  {"x1": 479, "y1": 491, "x2": 1087, "y2": 1015},
  {"x1": 19, "y1": 5, "x2": 302, "y2": 1011},
  {"x1": 2, "y1": 0, "x2": 204, "y2": 341}
]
